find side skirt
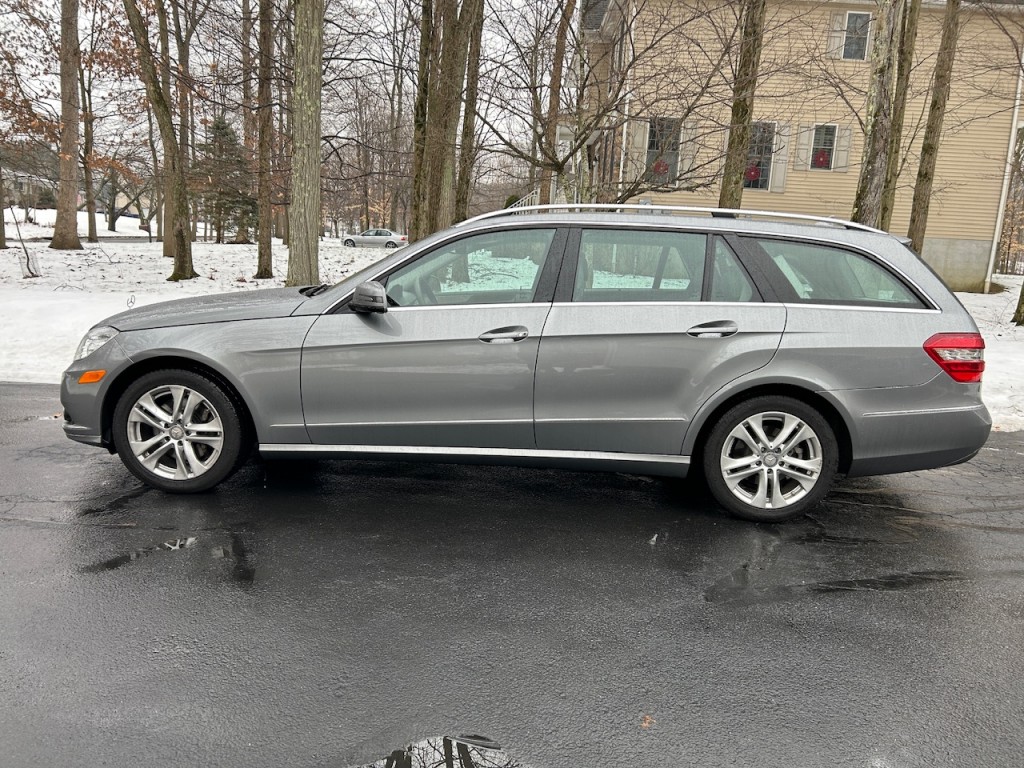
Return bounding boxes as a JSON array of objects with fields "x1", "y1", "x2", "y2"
[{"x1": 258, "y1": 443, "x2": 691, "y2": 478}]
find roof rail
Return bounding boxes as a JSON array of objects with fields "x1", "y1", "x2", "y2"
[{"x1": 458, "y1": 203, "x2": 887, "y2": 235}]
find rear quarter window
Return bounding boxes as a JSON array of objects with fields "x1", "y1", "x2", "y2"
[{"x1": 748, "y1": 237, "x2": 926, "y2": 308}]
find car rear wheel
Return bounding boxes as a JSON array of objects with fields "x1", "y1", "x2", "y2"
[
  {"x1": 703, "y1": 396, "x2": 837, "y2": 522},
  {"x1": 343, "y1": 238, "x2": 355, "y2": 247},
  {"x1": 112, "y1": 369, "x2": 247, "y2": 493},
  {"x1": 384, "y1": 241, "x2": 398, "y2": 249}
]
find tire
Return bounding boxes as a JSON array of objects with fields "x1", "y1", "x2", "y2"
[
  {"x1": 384, "y1": 241, "x2": 398, "y2": 249},
  {"x1": 702, "y1": 396, "x2": 838, "y2": 522},
  {"x1": 343, "y1": 238, "x2": 355, "y2": 247},
  {"x1": 112, "y1": 369, "x2": 248, "y2": 493}
]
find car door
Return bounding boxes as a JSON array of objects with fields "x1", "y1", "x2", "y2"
[
  {"x1": 534, "y1": 227, "x2": 787, "y2": 456},
  {"x1": 301, "y1": 227, "x2": 565, "y2": 449}
]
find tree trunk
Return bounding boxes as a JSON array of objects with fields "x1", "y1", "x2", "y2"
[
  {"x1": 538, "y1": 0, "x2": 576, "y2": 207},
  {"x1": 420, "y1": 0, "x2": 479, "y2": 234},
  {"x1": 718, "y1": 0, "x2": 768, "y2": 210},
  {"x1": 286, "y1": 0, "x2": 324, "y2": 286},
  {"x1": 157, "y1": 0, "x2": 176, "y2": 257},
  {"x1": 123, "y1": 0, "x2": 196, "y2": 279},
  {"x1": 0, "y1": 160, "x2": 7, "y2": 250},
  {"x1": 409, "y1": 0, "x2": 435, "y2": 242},
  {"x1": 453, "y1": 0, "x2": 484, "y2": 222},
  {"x1": 907, "y1": 0, "x2": 960, "y2": 254},
  {"x1": 51, "y1": 0, "x2": 84, "y2": 251},
  {"x1": 254, "y1": 0, "x2": 273, "y2": 278},
  {"x1": 80, "y1": 74, "x2": 98, "y2": 243},
  {"x1": 880, "y1": 0, "x2": 921, "y2": 230},
  {"x1": 851, "y1": 0, "x2": 903, "y2": 227}
]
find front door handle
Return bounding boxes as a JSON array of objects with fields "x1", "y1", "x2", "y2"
[
  {"x1": 686, "y1": 320, "x2": 739, "y2": 339},
  {"x1": 478, "y1": 325, "x2": 530, "y2": 344}
]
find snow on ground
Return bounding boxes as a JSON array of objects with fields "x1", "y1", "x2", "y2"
[
  {"x1": 959, "y1": 272, "x2": 1024, "y2": 432},
  {"x1": 2, "y1": 209, "x2": 148, "y2": 239},
  {"x1": 0, "y1": 220, "x2": 1021, "y2": 431}
]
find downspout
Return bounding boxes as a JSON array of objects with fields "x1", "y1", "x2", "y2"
[{"x1": 984, "y1": 49, "x2": 1023, "y2": 294}]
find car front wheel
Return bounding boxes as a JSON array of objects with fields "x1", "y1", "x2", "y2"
[
  {"x1": 343, "y1": 238, "x2": 355, "y2": 247},
  {"x1": 112, "y1": 369, "x2": 247, "y2": 493},
  {"x1": 703, "y1": 396, "x2": 838, "y2": 522}
]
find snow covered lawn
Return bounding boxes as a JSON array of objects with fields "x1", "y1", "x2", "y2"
[{"x1": 1, "y1": 226, "x2": 1021, "y2": 432}]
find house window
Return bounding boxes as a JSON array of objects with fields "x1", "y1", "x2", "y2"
[
  {"x1": 811, "y1": 125, "x2": 837, "y2": 169},
  {"x1": 843, "y1": 12, "x2": 870, "y2": 60},
  {"x1": 646, "y1": 117, "x2": 681, "y2": 185},
  {"x1": 743, "y1": 122, "x2": 776, "y2": 190}
]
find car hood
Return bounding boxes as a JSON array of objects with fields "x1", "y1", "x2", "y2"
[{"x1": 102, "y1": 287, "x2": 311, "y2": 331}]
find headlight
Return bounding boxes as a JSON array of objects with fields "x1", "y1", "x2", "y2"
[{"x1": 74, "y1": 326, "x2": 119, "y2": 361}]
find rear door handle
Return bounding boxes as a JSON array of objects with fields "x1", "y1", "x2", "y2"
[
  {"x1": 478, "y1": 325, "x2": 530, "y2": 344},
  {"x1": 686, "y1": 320, "x2": 739, "y2": 339}
]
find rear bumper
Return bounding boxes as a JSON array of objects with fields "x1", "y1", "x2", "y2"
[{"x1": 825, "y1": 384, "x2": 991, "y2": 478}]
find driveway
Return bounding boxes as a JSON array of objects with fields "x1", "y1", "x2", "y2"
[{"x1": 2, "y1": 382, "x2": 1023, "y2": 767}]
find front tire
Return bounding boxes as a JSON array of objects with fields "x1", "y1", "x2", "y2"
[
  {"x1": 112, "y1": 369, "x2": 248, "y2": 493},
  {"x1": 702, "y1": 396, "x2": 838, "y2": 522},
  {"x1": 343, "y1": 238, "x2": 356, "y2": 247}
]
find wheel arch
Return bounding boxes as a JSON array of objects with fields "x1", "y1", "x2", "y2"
[
  {"x1": 100, "y1": 355, "x2": 258, "y2": 450},
  {"x1": 687, "y1": 383, "x2": 854, "y2": 477}
]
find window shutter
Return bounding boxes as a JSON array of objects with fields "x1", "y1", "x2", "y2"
[
  {"x1": 679, "y1": 119, "x2": 699, "y2": 181},
  {"x1": 794, "y1": 124, "x2": 813, "y2": 169},
  {"x1": 769, "y1": 124, "x2": 790, "y2": 193},
  {"x1": 826, "y1": 12, "x2": 846, "y2": 59},
  {"x1": 834, "y1": 126, "x2": 853, "y2": 172},
  {"x1": 627, "y1": 119, "x2": 648, "y2": 181}
]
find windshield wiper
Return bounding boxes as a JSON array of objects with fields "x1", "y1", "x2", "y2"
[{"x1": 300, "y1": 283, "x2": 330, "y2": 297}]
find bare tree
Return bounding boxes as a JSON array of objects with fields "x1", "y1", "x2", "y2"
[
  {"x1": 51, "y1": 0, "x2": 84, "y2": 250},
  {"x1": 286, "y1": 0, "x2": 324, "y2": 286},
  {"x1": 409, "y1": 0, "x2": 483, "y2": 241},
  {"x1": 537, "y1": 0, "x2": 577, "y2": 206},
  {"x1": 718, "y1": 0, "x2": 767, "y2": 209},
  {"x1": 879, "y1": 0, "x2": 921, "y2": 230},
  {"x1": 907, "y1": 0, "x2": 961, "y2": 254},
  {"x1": 123, "y1": 0, "x2": 196, "y2": 279},
  {"x1": 254, "y1": 0, "x2": 274, "y2": 278},
  {"x1": 851, "y1": 0, "x2": 904, "y2": 227}
]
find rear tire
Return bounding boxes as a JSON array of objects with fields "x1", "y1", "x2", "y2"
[
  {"x1": 702, "y1": 396, "x2": 838, "y2": 522},
  {"x1": 384, "y1": 241, "x2": 398, "y2": 249},
  {"x1": 112, "y1": 369, "x2": 248, "y2": 493}
]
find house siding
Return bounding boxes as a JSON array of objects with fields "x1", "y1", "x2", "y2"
[{"x1": 602, "y1": 0, "x2": 1021, "y2": 290}]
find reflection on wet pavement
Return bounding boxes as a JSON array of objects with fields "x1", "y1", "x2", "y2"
[{"x1": 353, "y1": 736, "x2": 514, "y2": 768}]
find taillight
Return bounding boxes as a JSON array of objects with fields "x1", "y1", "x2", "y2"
[{"x1": 923, "y1": 333, "x2": 985, "y2": 383}]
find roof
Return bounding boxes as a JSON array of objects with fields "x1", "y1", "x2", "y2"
[{"x1": 582, "y1": 0, "x2": 611, "y2": 31}]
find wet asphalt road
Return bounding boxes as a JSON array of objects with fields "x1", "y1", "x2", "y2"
[{"x1": 2, "y1": 381, "x2": 1024, "y2": 768}]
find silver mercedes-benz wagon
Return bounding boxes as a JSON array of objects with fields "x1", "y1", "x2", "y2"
[{"x1": 61, "y1": 205, "x2": 990, "y2": 522}]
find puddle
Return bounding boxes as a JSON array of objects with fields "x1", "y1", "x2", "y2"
[
  {"x1": 350, "y1": 735, "x2": 513, "y2": 768},
  {"x1": 705, "y1": 568, "x2": 1024, "y2": 604},
  {"x1": 81, "y1": 536, "x2": 197, "y2": 573},
  {"x1": 213, "y1": 531, "x2": 256, "y2": 583}
]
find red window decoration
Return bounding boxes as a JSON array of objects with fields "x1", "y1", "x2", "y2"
[
  {"x1": 652, "y1": 158, "x2": 670, "y2": 175},
  {"x1": 744, "y1": 165, "x2": 761, "y2": 182},
  {"x1": 812, "y1": 148, "x2": 832, "y2": 169}
]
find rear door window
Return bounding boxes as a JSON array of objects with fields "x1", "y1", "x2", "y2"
[
  {"x1": 749, "y1": 237, "x2": 926, "y2": 308},
  {"x1": 573, "y1": 229, "x2": 706, "y2": 302}
]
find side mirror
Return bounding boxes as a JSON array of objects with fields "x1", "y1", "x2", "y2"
[{"x1": 350, "y1": 281, "x2": 388, "y2": 314}]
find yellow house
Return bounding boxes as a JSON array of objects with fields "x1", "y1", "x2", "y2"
[{"x1": 583, "y1": 0, "x2": 1022, "y2": 291}]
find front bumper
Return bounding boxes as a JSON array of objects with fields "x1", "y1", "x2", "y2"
[{"x1": 60, "y1": 338, "x2": 133, "y2": 449}]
